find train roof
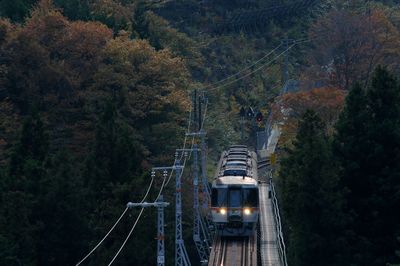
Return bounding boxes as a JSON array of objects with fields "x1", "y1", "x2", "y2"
[
  {"x1": 229, "y1": 145, "x2": 247, "y2": 149},
  {"x1": 213, "y1": 175, "x2": 258, "y2": 186}
]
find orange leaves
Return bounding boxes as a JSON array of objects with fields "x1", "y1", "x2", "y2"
[
  {"x1": 92, "y1": 36, "x2": 190, "y2": 121},
  {"x1": 279, "y1": 87, "x2": 346, "y2": 119},
  {"x1": 0, "y1": 19, "x2": 15, "y2": 44},
  {"x1": 272, "y1": 88, "x2": 346, "y2": 147}
]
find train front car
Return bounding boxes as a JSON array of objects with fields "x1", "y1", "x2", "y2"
[{"x1": 211, "y1": 146, "x2": 259, "y2": 236}]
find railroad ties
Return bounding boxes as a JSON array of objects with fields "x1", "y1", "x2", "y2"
[{"x1": 208, "y1": 235, "x2": 257, "y2": 266}]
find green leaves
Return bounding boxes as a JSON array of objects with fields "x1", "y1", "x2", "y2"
[
  {"x1": 281, "y1": 110, "x2": 345, "y2": 266},
  {"x1": 335, "y1": 67, "x2": 400, "y2": 265}
]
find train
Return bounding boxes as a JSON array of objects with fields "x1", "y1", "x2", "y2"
[{"x1": 210, "y1": 145, "x2": 259, "y2": 236}]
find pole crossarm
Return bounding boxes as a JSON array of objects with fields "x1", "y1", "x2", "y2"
[
  {"x1": 152, "y1": 166, "x2": 183, "y2": 171},
  {"x1": 127, "y1": 202, "x2": 170, "y2": 208},
  {"x1": 185, "y1": 131, "x2": 206, "y2": 137},
  {"x1": 176, "y1": 148, "x2": 200, "y2": 152}
]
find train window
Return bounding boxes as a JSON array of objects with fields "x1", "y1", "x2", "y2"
[
  {"x1": 211, "y1": 188, "x2": 227, "y2": 207},
  {"x1": 225, "y1": 161, "x2": 247, "y2": 167},
  {"x1": 229, "y1": 189, "x2": 241, "y2": 208},
  {"x1": 223, "y1": 169, "x2": 247, "y2": 176},
  {"x1": 243, "y1": 188, "x2": 258, "y2": 207}
]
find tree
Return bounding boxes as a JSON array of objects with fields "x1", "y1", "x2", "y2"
[
  {"x1": 280, "y1": 110, "x2": 346, "y2": 266},
  {"x1": 0, "y1": 110, "x2": 49, "y2": 265},
  {"x1": 307, "y1": 8, "x2": 400, "y2": 90},
  {"x1": 91, "y1": 35, "x2": 190, "y2": 161},
  {"x1": 35, "y1": 151, "x2": 88, "y2": 266},
  {"x1": 0, "y1": 0, "x2": 38, "y2": 22},
  {"x1": 271, "y1": 87, "x2": 346, "y2": 148},
  {"x1": 335, "y1": 67, "x2": 400, "y2": 265}
]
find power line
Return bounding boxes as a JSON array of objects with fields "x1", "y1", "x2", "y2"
[
  {"x1": 205, "y1": 43, "x2": 283, "y2": 89},
  {"x1": 107, "y1": 171, "x2": 169, "y2": 265},
  {"x1": 208, "y1": 43, "x2": 297, "y2": 91},
  {"x1": 75, "y1": 175, "x2": 154, "y2": 265},
  {"x1": 75, "y1": 207, "x2": 130, "y2": 266},
  {"x1": 107, "y1": 208, "x2": 145, "y2": 266}
]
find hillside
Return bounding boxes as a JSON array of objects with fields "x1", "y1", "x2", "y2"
[{"x1": 0, "y1": 0, "x2": 400, "y2": 265}]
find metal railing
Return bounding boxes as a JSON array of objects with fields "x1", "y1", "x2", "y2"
[{"x1": 268, "y1": 171, "x2": 288, "y2": 266}]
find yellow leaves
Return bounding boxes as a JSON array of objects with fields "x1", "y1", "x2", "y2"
[
  {"x1": 90, "y1": 0, "x2": 133, "y2": 32},
  {"x1": 91, "y1": 36, "x2": 190, "y2": 122},
  {"x1": 0, "y1": 19, "x2": 15, "y2": 44}
]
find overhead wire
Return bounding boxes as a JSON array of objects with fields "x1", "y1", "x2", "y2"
[
  {"x1": 107, "y1": 166, "x2": 170, "y2": 265},
  {"x1": 75, "y1": 207, "x2": 129, "y2": 266},
  {"x1": 107, "y1": 208, "x2": 145, "y2": 266},
  {"x1": 156, "y1": 104, "x2": 194, "y2": 198},
  {"x1": 205, "y1": 43, "x2": 283, "y2": 89},
  {"x1": 75, "y1": 175, "x2": 155, "y2": 266},
  {"x1": 208, "y1": 43, "x2": 297, "y2": 91},
  {"x1": 107, "y1": 106, "x2": 195, "y2": 265},
  {"x1": 79, "y1": 33, "x2": 312, "y2": 266}
]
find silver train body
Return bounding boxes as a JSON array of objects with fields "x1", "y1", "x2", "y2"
[{"x1": 211, "y1": 145, "x2": 259, "y2": 236}]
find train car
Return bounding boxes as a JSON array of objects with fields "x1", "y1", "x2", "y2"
[{"x1": 211, "y1": 145, "x2": 259, "y2": 236}]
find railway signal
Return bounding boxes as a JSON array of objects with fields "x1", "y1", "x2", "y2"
[
  {"x1": 256, "y1": 112, "x2": 263, "y2": 123},
  {"x1": 247, "y1": 107, "x2": 255, "y2": 118}
]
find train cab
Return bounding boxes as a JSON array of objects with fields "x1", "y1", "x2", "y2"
[
  {"x1": 211, "y1": 177, "x2": 259, "y2": 236},
  {"x1": 211, "y1": 145, "x2": 259, "y2": 236}
]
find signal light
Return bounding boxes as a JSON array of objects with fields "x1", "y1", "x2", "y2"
[
  {"x1": 219, "y1": 208, "x2": 227, "y2": 215},
  {"x1": 256, "y1": 112, "x2": 263, "y2": 122},
  {"x1": 247, "y1": 107, "x2": 255, "y2": 118}
]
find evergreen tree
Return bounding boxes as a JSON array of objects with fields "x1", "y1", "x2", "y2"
[
  {"x1": 83, "y1": 100, "x2": 150, "y2": 265},
  {"x1": 335, "y1": 67, "x2": 400, "y2": 265},
  {"x1": 0, "y1": 0, "x2": 37, "y2": 22},
  {"x1": 35, "y1": 151, "x2": 88, "y2": 266},
  {"x1": 280, "y1": 110, "x2": 345, "y2": 266},
  {"x1": 0, "y1": 110, "x2": 49, "y2": 265}
]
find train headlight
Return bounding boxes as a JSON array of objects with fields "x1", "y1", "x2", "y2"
[
  {"x1": 243, "y1": 208, "x2": 251, "y2": 215},
  {"x1": 219, "y1": 208, "x2": 227, "y2": 215}
]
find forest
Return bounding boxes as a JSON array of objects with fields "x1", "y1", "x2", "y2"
[{"x1": 0, "y1": 0, "x2": 399, "y2": 265}]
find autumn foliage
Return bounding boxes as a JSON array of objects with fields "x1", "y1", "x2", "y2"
[
  {"x1": 272, "y1": 87, "x2": 346, "y2": 147},
  {"x1": 0, "y1": 0, "x2": 190, "y2": 160},
  {"x1": 305, "y1": 8, "x2": 400, "y2": 90}
]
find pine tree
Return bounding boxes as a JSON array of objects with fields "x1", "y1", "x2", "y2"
[
  {"x1": 35, "y1": 151, "x2": 88, "y2": 266},
  {"x1": 335, "y1": 67, "x2": 400, "y2": 265},
  {"x1": 0, "y1": 110, "x2": 49, "y2": 265},
  {"x1": 83, "y1": 100, "x2": 149, "y2": 265},
  {"x1": 280, "y1": 110, "x2": 345, "y2": 266}
]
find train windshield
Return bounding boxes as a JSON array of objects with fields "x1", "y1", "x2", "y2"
[
  {"x1": 243, "y1": 188, "x2": 258, "y2": 207},
  {"x1": 223, "y1": 169, "x2": 247, "y2": 176},
  {"x1": 211, "y1": 188, "x2": 228, "y2": 207},
  {"x1": 229, "y1": 189, "x2": 241, "y2": 207}
]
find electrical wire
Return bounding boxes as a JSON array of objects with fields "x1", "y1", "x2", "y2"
[
  {"x1": 75, "y1": 207, "x2": 129, "y2": 266},
  {"x1": 107, "y1": 208, "x2": 145, "y2": 266},
  {"x1": 155, "y1": 105, "x2": 194, "y2": 200},
  {"x1": 208, "y1": 43, "x2": 297, "y2": 91},
  {"x1": 205, "y1": 43, "x2": 283, "y2": 89},
  {"x1": 75, "y1": 176, "x2": 155, "y2": 266},
  {"x1": 107, "y1": 169, "x2": 168, "y2": 265}
]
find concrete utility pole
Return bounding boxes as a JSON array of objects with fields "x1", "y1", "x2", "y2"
[{"x1": 127, "y1": 196, "x2": 169, "y2": 266}]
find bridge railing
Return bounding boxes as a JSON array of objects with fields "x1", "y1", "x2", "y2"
[{"x1": 268, "y1": 171, "x2": 288, "y2": 266}]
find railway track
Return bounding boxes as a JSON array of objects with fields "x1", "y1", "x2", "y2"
[
  {"x1": 208, "y1": 235, "x2": 257, "y2": 266},
  {"x1": 257, "y1": 159, "x2": 270, "y2": 170}
]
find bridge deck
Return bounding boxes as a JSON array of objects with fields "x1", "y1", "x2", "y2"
[{"x1": 259, "y1": 183, "x2": 281, "y2": 266}]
